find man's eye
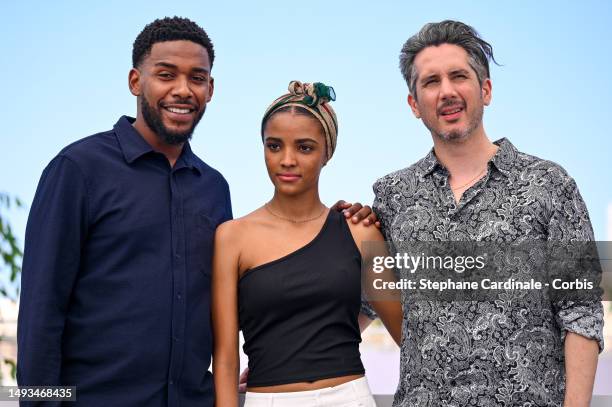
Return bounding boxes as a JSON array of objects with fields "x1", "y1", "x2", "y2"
[
  {"x1": 158, "y1": 73, "x2": 173, "y2": 79},
  {"x1": 193, "y1": 76, "x2": 207, "y2": 82},
  {"x1": 266, "y1": 143, "x2": 280, "y2": 151}
]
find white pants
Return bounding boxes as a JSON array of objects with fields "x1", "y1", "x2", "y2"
[{"x1": 244, "y1": 377, "x2": 376, "y2": 407}]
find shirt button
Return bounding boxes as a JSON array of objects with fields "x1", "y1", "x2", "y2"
[
  {"x1": 177, "y1": 293, "x2": 182, "y2": 300},
  {"x1": 169, "y1": 380, "x2": 174, "y2": 385}
]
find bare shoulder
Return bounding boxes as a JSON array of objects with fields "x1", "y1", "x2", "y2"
[
  {"x1": 215, "y1": 206, "x2": 268, "y2": 243},
  {"x1": 345, "y1": 217, "x2": 385, "y2": 244},
  {"x1": 215, "y1": 218, "x2": 242, "y2": 241}
]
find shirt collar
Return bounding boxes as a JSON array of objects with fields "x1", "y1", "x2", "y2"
[
  {"x1": 114, "y1": 115, "x2": 201, "y2": 175},
  {"x1": 177, "y1": 141, "x2": 202, "y2": 175},
  {"x1": 419, "y1": 137, "x2": 516, "y2": 178},
  {"x1": 114, "y1": 116, "x2": 154, "y2": 164},
  {"x1": 418, "y1": 149, "x2": 441, "y2": 177},
  {"x1": 489, "y1": 138, "x2": 517, "y2": 177}
]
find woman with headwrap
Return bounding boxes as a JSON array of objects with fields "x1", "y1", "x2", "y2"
[{"x1": 212, "y1": 81, "x2": 402, "y2": 407}]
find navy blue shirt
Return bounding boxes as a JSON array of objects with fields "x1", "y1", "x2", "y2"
[{"x1": 17, "y1": 116, "x2": 232, "y2": 407}]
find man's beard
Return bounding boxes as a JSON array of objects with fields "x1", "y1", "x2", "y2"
[
  {"x1": 429, "y1": 102, "x2": 484, "y2": 142},
  {"x1": 141, "y1": 95, "x2": 205, "y2": 145}
]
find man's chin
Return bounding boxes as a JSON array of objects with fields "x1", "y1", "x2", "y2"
[
  {"x1": 158, "y1": 121, "x2": 197, "y2": 143},
  {"x1": 156, "y1": 128, "x2": 193, "y2": 145},
  {"x1": 447, "y1": 131, "x2": 468, "y2": 139},
  {"x1": 434, "y1": 130, "x2": 469, "y2": 143},
  {"x1": 161, "y1": 114, "x2": 204, "y2": 140},
  {"x1": 161, "y1": 117, "x2": 195, "y2": 132}
]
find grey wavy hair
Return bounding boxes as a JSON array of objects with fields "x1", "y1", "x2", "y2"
[{"x1": 399, "y1": 20, "x2": 498, "y2": 99}]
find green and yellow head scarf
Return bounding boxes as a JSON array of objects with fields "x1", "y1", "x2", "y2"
[{"x1": 262, "y1": 81, "x2": 338, "y2": 161}]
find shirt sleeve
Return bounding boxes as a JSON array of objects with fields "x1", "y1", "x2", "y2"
[
  {"x1": 359, "y1": 297, "x2": 378, "y2": 320},
  {"x1": 17, "y1": 155, "x2": 89, "y2": 389},
  {"x1": 548, "y1": 176, "x2": 604, "y2": 352},
  {"x1": 372, "y1": 177, "x2": 395, "y2": 244},
  {"x1": 224, "y1": 181, "x2": 233, "y2": 222}
]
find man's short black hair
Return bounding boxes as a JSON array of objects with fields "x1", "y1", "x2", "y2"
[{"x1": 132, "y1": 16, "x2": 214, "y2": 68}]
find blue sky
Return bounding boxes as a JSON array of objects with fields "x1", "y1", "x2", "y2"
[{"x1": 1, "y1": 0, "x2": 611, "y2": 243}]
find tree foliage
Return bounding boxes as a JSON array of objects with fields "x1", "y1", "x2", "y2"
[
  {"x1": 0, "y1": 192, "x2": 22, "y2": 380},
  {"x1": 0, "y1": 192, "x2": 23, "y2": 301}
]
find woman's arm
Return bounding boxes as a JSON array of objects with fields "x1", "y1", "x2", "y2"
[
  {"x1": 368, "y1": 300, "x2": 403, "y2": 346},
  {"x1": 347, "y1": 221, "x2": 403, "y2": 346},
  {"x1": 212, "y1": 221, "x2": 242, "y2": 407}
]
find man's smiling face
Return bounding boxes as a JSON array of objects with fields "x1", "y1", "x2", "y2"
[{"x1": 131, "y1": 40, "x2": 214, "y2": 145}]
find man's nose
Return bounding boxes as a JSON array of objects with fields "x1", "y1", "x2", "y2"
[
  {"x1": 439, "y1": 77, "x2": 458, "y2": 99},
  {"x1": 172, "y1": 76, "x2": 193, "y2": 99}
]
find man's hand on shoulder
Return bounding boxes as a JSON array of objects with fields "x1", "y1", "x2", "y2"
[{"x1": 331, "y1": 200, "x2": 380, "y2": 228}]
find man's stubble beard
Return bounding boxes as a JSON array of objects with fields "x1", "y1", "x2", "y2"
[
  {"x1": 427, "y1": 101, "x2": 484, "y2": 143},
  {"x1": 140, "y1": 95, "x2": 206, "y2": 145}
]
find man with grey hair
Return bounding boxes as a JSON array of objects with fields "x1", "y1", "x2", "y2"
[{"x1": 370, "y1": 20, "x2": 603, "y2": 406}]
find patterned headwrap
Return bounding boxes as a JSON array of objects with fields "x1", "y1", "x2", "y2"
[{"x1": 261, "y1": 81, "x2": 338, "y2": 161}]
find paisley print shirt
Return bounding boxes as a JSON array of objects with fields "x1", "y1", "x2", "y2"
[{"x1": 372, "y1": 138, "x2": 604, "y2": 407}]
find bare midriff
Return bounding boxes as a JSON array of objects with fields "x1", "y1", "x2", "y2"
[{"x1": 247, "y1": 374, "x2": 364, "y2": 393}]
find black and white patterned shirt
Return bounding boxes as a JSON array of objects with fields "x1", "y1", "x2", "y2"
[{"x1": 372, "y1": 138, "x2": 604, "y2": 407}]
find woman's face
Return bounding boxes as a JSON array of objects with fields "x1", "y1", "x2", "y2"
[{"x1": 263, "y1": 111, "x2": 327, "y2": 197}]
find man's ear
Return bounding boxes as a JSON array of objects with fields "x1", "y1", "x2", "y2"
[
  {"x1": 207, "y1": 77, "x2": 214, "y2": 103},
  {"x1": 408, "y1": 93, "x2": 421, "y2": 118},
  {"x1": 481, "y1": 78, "x2": 492, "y2": 106},
  {"x1": 128, "y1": 68, "x2": 141, "y2": 96}
]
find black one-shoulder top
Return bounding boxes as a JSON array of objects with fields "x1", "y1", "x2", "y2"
[{"x1": 238, "y1": 210, "x2": 365, "y2": 387}]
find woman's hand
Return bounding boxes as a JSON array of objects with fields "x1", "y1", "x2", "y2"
[{"x1": 238, "y1": 367, "x2": 249, "y2": 393}]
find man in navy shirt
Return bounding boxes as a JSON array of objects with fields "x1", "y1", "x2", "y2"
[
  {"x1": 17, "y1": 17, "x2": 230, "y2": 406},
  {"x1": 17, "y1": 17, "x2": 373, "y2": 407}
]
